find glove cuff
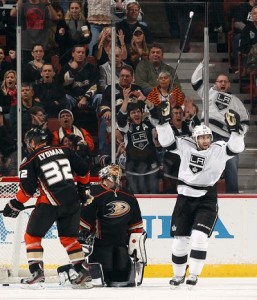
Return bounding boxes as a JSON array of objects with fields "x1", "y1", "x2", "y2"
[{"x1": 10, "y1": 199, "x2": 25, "y2": 211}]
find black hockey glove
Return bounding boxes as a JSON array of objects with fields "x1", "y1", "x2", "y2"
[
  {"x1": 157, "y1": 101, "x2": 171, "y2": 125},
  {"x1": 77, "y1": 141, "x2": 89, "y2": 158},
  {"x1": 77, "y1": 182, "x2": 94, "y2": 205},
  {"x1": 3, "y1": 199, "x2": 25, "y2": 218},
  {"x1": 225, "y1": 109, "x2": 243, "y2": 133},
  {"x1": 78, "y1": 229, "x2": 95, "y2": 257}
]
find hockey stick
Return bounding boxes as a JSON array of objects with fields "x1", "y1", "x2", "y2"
[
  {"x1": 0, "y1": 205, "x2": 35, "y2": 214},
  {"x1": 133, "y1": 252, "x2": 138, "y2": 288},
  {"x1": 170, "y1": 11, "x2": 194, "y2": 90}
]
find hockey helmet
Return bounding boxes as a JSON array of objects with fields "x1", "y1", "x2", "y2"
[
  {"x1": 25, "y1": 128, "x2": 48, "y2": 150},
  {"x1": 192, "y1": 125, "x2": 213, "y2": 148},
  {"x1": 98, "y1": 163, "x2": 122, "y2": 188}
]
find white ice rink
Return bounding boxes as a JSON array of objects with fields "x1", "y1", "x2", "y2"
[{"x1": 1, "y1": 278, "x2": 257, "y2": 300}]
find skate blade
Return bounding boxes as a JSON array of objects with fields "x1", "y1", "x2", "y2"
[
  {"x1": 20, "y1": 282, "x2": 45, "y2": 290},
  {"x1": 187, "y1": 284, "x2": 195, "y2": 290},
  {"x1": 72, "y1": 282, "x2": 93, "y2": 289},
  {"x1": 170, "y1": 284, "x2": 182, "y2": 290}
]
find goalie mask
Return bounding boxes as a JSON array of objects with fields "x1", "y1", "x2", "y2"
[
  {"x1": 25, "y1": 128, "x2": 48, "y2": 151},
  {"x1": 98, "y1": 164, "x2": 122, "y2": 188},
  {"x1": 192, "y1": 125, "x2": 213, "y2": 149}
]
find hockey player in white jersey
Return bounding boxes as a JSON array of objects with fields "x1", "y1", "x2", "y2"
[
  {"x1": 191, "y1": 61, "x2": 249, "y2": 193},
  {"x1": 156, "y1": 104, "x2": 245, "y2": 288}
]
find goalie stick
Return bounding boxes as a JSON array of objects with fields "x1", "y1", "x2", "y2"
[{"x1": 0, "y1": 205, "x2": 35, "y2": 213}]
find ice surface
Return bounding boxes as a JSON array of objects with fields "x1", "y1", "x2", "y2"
[{"x1": 0, "y1": 278, "x2": 257, "y2": 300}]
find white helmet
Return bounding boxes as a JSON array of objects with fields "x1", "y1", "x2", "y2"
[{"x1": 192, "y1": 125, "x2": 213, "y2": 148}]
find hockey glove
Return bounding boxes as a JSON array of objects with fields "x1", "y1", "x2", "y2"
[
  {"x1": 157, "y1": 101, "x2": 171, "y2": 125},
  {"x1": 78, "y1": 229, "x2": 95, "y2": 257},
  {"x1": 77, "y1": 141, "x2": 89, "y2": 158},
  {"x1": 77, "y1": 182, "x2": 94, "y2": 206},
  {"x1": 128, "y1": 231, "x2": 147, "y2": 265},
  {"x1": 3, "y1": 199, "x2": 25, "y2": 218},
  {"x1": 225, "y1": 109, "x2": 243, "y2": 133}
]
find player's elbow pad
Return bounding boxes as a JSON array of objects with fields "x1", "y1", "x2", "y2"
[{"x1": 128, "y1": 231, "x2": 147, "y2": 265}]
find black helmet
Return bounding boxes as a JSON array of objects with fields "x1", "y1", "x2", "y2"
[{"x1": 24, "y1": 128, "x2": 48, "y2": 150}]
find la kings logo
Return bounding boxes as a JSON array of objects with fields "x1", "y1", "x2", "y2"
[
  {"x1": 215, "y1": 93, "x2": 231, "y2": 111},
  {"x1": 132, "y1": 131, "x2": 149, "y2": 150},
  {"x1": 130, "y1": 124, "x2": 149, "y2": 150},
  {"x1": 189, "y1": 154, "x2": 206, "y2": 174}
]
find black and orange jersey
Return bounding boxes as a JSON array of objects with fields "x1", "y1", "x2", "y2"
[
  {"x1": 16, "y1": 145, "x2": 90, "y2": 206},
  {"x1": 80, "y1": 184, "x2": 143, "y2": 247}
]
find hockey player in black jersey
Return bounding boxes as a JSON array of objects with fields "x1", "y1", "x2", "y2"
[
  {"x1": 79, "y1": 163, "x2": 147, "y2": 287},
  {"x1": 2, "y1": 128, "x2": 93, "y2": 289},
  {"x1": 156, "y1": 104, "x2": 245, "y2": 288}
]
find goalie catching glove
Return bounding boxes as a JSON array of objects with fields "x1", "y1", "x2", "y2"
[
  {"x1": 3, "y1": 199, "x2": 25, "y2": 218},
  {"x1": 128, "y1": 231, "x2": 147, "y2": 265},
  {"x1": 225, "y1": 109, "x2": 243, "y2": 133},
  {"x1": 157, "y1": 101, "x2": 171, "y2": 125}
]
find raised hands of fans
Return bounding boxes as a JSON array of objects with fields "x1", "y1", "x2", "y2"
[
  {"x1": 168, "y1": 92, "x2": 176, "y2": 108},
  {"x1": 225, "y1": 109, "x2": 242, "y2": 133},
  {"x1": 157, "y1": 101, "x2": 171, "y2": 125},
  {"x1": 3, "y1": 199, "x2": 25, "y2": 218},
  {"x1": 184, "y1": 97, "x2": 194, "y2": 119}
]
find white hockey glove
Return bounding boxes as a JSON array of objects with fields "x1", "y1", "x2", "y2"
[
  {"x1": 225, "y1": 109, "x2": 242, "y2": 133},
  {"x1": 128, "y1": 231, "x2": 147, "y2": 265}
]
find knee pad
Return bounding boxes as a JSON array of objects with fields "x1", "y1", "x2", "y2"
[
  {"x1": 191, "y1": 230, "x2": 208, "y2": 252},
  {"x1": 172, "y1": 236, "x2": 190, "y2": 257}
]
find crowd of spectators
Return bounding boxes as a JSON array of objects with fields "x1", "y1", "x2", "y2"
[{"x1": 0, "y1": 0, "x2": 250, "y2": 195}]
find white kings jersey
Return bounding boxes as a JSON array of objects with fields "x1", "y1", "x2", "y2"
[
  {"x1": 156, "y1": 123, "x2": 245, "y2": 197},
  {"x1": 191, "y1": 62, "x2": 250, "y2": 138}
]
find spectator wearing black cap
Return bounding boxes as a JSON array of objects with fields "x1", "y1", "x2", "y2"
[
  {"x1": 116, "y1": 1, "x2": 153, "y2": 46},
  {"x1": 125, "y1": 27, "x2": 149, "y2": 70},
  {"x1": 116, "y1": 87, "x2": 159, "y2": 194}
]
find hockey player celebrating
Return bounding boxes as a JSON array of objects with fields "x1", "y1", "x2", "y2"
[
  {"x1": 191, "y1": 60, "x2": 249, "y2": 193},
  {"x1": 155, "y1": 104, "x2": 245, "y2": 288},
  {"x1": 79, "y1": 163, "x2": 147, "y2": 287},
  {"x1": 3, "y1": 128, "x2": 93, "y2": 289}
]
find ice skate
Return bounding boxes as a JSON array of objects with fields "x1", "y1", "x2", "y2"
[
  {"x1": 169, "y1": 275, "x2": 185, "y2": 289},
  {"x1": 71, "y1": 263, "x2": 93, "y2": 289},
  {"x1": 20, "y1": 268, "x2": 45, "y2": 289},
  {"x1": 186, "y1": 274, "x2": 198, "y2": 289}
]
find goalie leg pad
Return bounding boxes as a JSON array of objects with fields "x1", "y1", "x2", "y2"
[
  {"x1": 128, "y1": 231, "x2": 147, "y2": 264},
  {"x1": 127, "y1": 259, "x2": 145, "y2": 286},
  {"x1": 88, "y1": 263, "x2": 105, "y2": 286}
]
